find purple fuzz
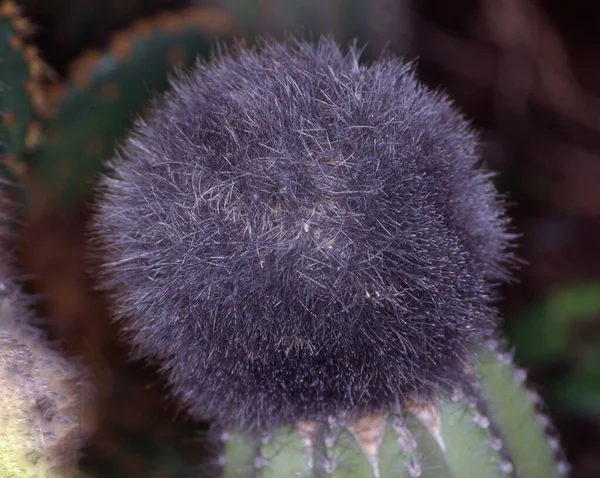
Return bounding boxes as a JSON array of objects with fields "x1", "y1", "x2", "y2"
[{"x1": 91, "y1": 38, "x2": 514, "y2": 432}]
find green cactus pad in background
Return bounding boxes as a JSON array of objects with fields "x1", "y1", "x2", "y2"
[
  {"x1": 507, "y1": 282, "x2": 600, "y2": 366},
  {"x1": 21, "y1": 0, "x2": 190, "y2": 74},
  {"x1": 0, "y1": 0, "x2": 48, "y2": 180},
  {"x1": 29, "y1": 7, "x2": 235, "y2": 208},
  {"x1": 220, "y1": 345, "x2": 569, "y2": 478}
]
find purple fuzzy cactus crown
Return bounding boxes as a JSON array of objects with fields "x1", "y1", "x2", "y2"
[{"x1": 90, "y1": 38, "x2": 515, "y2": 432}]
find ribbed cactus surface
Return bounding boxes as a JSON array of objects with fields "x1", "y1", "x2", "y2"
[
  {"x1": 221, "y1": 343, "x2": 569, "y2": 478},
  {"x1": 0, "y1": 291, "x2": 83, "y2": 477}
]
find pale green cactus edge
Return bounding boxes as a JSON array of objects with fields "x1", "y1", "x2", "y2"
[{"x1": 220, "y1": 341, "x2": 570, "y2": 478}]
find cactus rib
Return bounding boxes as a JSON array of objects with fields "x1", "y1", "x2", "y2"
[{"x1": 221, "y1": 346, "x2": 568, "y2": 477}]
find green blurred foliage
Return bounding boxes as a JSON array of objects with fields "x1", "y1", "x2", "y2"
[
  {"x1": 508, "y1": 283, "x2": 600, "y2": 365},
  {"x1": 507, "y1": 283, "x2": 600, "y2": 414}
]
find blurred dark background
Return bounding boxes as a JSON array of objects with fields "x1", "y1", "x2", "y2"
[{"x1": 14, "y1": 0, "x2": 600, "y2": 476}]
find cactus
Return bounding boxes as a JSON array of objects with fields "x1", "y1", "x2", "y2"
[
  {"x1": 30, "y1": 7, "x2": 235, "y2": 207},
  {"x1": 221, "y1": 342, "x2": 569, "y2": 477},
  {"x1": 0, "y1": 185, "x2": 88, "y2": 477},
  {"x1": 0, "y1": 0, "x2": 46, "y2": 181},
  {"x1": 22, "y1": 0, "x2": 189, "y2": 72},
  {"x1": 0, "y1": 281, "x2": 88, "y2": 478},
  {"x1": 88, "y1": 38, "x2": 571, "y2": 477},
  {"x1": 1, "y1": 7, "x2": 88, "y2": 472},
  {"x1": 0, "y1": 3, "x2": 572, "y2": 478},
  {"x1": 1, "y1": 3, "x2": 236, "y2": 477}
]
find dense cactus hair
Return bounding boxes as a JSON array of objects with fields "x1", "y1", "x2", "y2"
[{"x1": 90, "y1": 38, "x2": 514, "y2": 432}]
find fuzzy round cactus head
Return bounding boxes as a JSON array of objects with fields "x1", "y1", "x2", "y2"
[{"x1": 91, "y1": 38, "x2": 514, "y2": 432}]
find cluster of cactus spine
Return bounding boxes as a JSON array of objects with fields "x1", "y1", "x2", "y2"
[{"x1": 1, "y1": 1, "x2": 572, "y2": 477}]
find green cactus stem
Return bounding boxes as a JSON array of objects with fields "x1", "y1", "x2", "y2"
[
  {"x1": 28, "y1": 7, "x2": 235, "y2": 208},
  {"x1": 220, "y1": 342, "x2": 569, "y2": 478}
]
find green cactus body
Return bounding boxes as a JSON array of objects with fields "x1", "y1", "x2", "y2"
[
  {"x1": 221, "y1": 343, "x2": 568, "y2": 478},
  {"x1": 0, "y1": 0, "x2": 47, "y2": 180},
  {"x1": 1, "y1": 4, "x2": 571, "y2": 477},
  {"x1": 22, "y1": 0, "x2": 190, "y2": 68},
  {"x1": 31, "y1": 7, "x2": 235, "y2": 206}
]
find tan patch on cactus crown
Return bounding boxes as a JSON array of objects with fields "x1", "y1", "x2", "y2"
[
  {"x1": 296, "y1": 419, "x2": 319, "y2": 468},
  {"x1": 346, "y1": 412, "x2": 389, "y2": 478},
  {"x1": 403, "y1": 398, "x2": 446, "y2": 452}
]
